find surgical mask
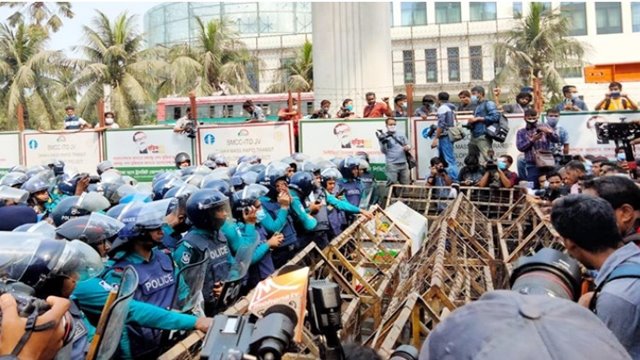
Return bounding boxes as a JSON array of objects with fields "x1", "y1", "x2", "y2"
[
  {"x1": 345, "y1": 104, "x2": 353, "y2": 112},
  {"x1": 105, "y1": 117, "x2": 114, "y2": 125},
  {"x1": 543, "y1": 180, "x2": 550, "y2": 189},
  {"x1": 471, "y1": 95, "x2": 479, "y2": 104},
  {"x1": 546, "y1": 116, "x2": 558, "y2": 127},
  {"x1": 617, "y1": 152, "x2": 627, "y2": 162},
  {"x1": 292, "y1": 105, "x2": 298, "y2": 111},
  {"x1": 497, "y1": 161, "x2": 507, "y2": 170},
  {"x1": 387, "y1": 125, "x2": 397, "y2": 132},
  {"x1": 401, "y1": 103, "x2": 407, "y2": 110},
  {"x1": 610, "y1": 91, "x2": 621, "y2": 99},
  {"x1": 571, "y1": 93, "x2": 580, "y2": 100},
  {"x1": 256, "y1": 208, "x2": 267, "y2": 223}
]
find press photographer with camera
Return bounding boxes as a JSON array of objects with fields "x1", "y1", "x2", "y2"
[
  {"x1": 516, "y1": 109, "x2": 559, "y2": 188},
  {"x1": 551, "y1": 195, "x2": 640, "y2": 357},
  {"x1": 426, "y1": 157, "x2": 453, "y2": 187},
  {"x1": 467, "y1": 86, "x2": 500, "y2": 162},
  {"x1": 377, "y1": 118, "x2": 411, "y2": 188},
  {"x1": 173, "y1": 108, "x2": 197, "y2": 138},
  {"x1": 413, "y1": 95, "x2": 435, "y2": 119}
]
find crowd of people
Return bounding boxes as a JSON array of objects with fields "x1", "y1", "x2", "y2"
[{"x1": 0, "y1": 150, "x2": 380, "y2": 359}]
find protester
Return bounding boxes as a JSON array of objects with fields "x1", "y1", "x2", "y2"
[
  {"x1": 393, "y1": 94, "x2": 408, "y2": 118},
  {"x1": 430, "y1": 92, "x2": 458, "y2": 180},
  {"x1": 311, "y1": 99, "x2": 331, "y2": 119},
  {"x1": 502, "y1": 92, "x2": 533, "y2": 114},
  {"x1": 467, "y1": 86, "x2": 500, "y2": 162},
  {"x1": 553, "y1": 85, "x2": 588, "y2": 112},
  {"x1": 516, "y1": 109, "x2": 559, "y2": 188},
  {"x1": 414, "y1": 94, "x2": 436, "y2": 119},
  {"x1": 377, "y1": 118, "x2": 411, "y2": 187},
  {"x1": 538, "y1": 171, "x2": 566, "y2": 202},
  {"x1": 363, "y1": 92, "x2": 392, "y2": 118},
  {"x1": 592, "y1": 156, "x2": 609, "y2": 177},
  {"x1": 63, "y1": 106, "x2": 90, "y2": 130},
  {"x1": 336, "y1": 98, "x2": 356, "y2": 119},
  {"x1": 564, "y1": 160, "x2": 586, "y2": 194},
  {"x1": 243, "y1": 100, "x2": 266, "y2": 122},
  {"x1": 551, "y1": 195, "x2": 640, "y2": 357},
  {"x1": 595, "y1": 81, "x2": 638, "y2": 111},
  {"x1": 456, "y1": 90, "x2": 476, "y2": 112}
]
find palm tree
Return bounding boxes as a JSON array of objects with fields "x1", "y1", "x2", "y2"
[
  {"x1": 493, "y1": 3, "x2": 586, "y2": 105},
  {"x1": 0, "y1": 23, "x2": 64, "y2": 130},
  {"x1": 267, "y1": 40, "x2": 313, "y2": 93},
  {"x1": 72, "y1": 11, "x2": 166, "y2": 127},
  {"x1": 164, "y1": 17, "x2": 257, "y2": 97},
  {"x1": 0, "y1": 2, "x2": 74, "y2": 34}
]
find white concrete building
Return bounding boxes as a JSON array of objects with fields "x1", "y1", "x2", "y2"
[{"x1": 144, "y1": 1, "x2": 640, "y2": 108}]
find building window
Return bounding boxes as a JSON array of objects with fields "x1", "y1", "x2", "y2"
[
  {"x1": 425, "y1": 49, "x2": 438, "y2": 83},
  {"x1": 561, "y1": 2, "x2": 588, "y2": 36},
  {"x1": 469, "y1": 46, "x2": 483, "y2": 80},
  {"x1": 559, "y1": 66, "x2": 582, "y2": 78},
  {"x1": 633, "y1": 2, "x2": 640, "y2": 32},
  {"x1": 281, "y1": 57, "x2": 295, "y2": 84},
  {"x1": 447, "y1": 47, "x2": 460, "y2": 82},
  {"x1": 403, "y1": 50, "x2": 415, "y2": 84},
  {"x1": 533, "y1": 2, "x2": 552, "y2": 12},
  {"x1": 513, "y1": 2, "x2": 523, "y2": 18},
  {"x1": 494, "y1": 53, "x2": 505, "y2": 77},
  {"x1": 470, "y1": 2, "x2": 497, "y2": 21},
  {"x1": 401, "y1": 2, "x2": 427, "y2": 26},
  {"x1": 246, "y1": 60, "x2": 259, "y2": 93},
  {"x1": 596, "y1": 2, "x2": 622, "y2": 34},
  {"x1": 435, "y1": 2, "x2": 461, "y2": 24}
]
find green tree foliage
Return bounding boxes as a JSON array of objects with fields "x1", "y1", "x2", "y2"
[{"x1": 267, "y1": 40, "x2": 313, "y2": 93}]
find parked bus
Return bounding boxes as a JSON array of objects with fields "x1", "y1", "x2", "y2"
[{"x1": 156, "y1": 92, "x2": 315, "y2": 124}]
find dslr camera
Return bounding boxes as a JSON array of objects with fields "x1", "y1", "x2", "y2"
[
  {"x1": 375, "y1": 129, "x2": 389, "y2": 143},
  {"x1": 183, "y1": 121, "x2": 197, "y2": 139},
  {"x1": 0, "y1": 281, "x2": 51, "y2": 319}
]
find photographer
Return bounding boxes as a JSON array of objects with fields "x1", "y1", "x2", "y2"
[
  {"x1": 516, "y1": 109, "x2": 559, "y2": 188},
  {"x1": 467, "y1": 86, "x2": 500, "y2": 162},
  {"x1": 458, "y1": 154, "x2": 484, "y2": 187},
  {"x1": 336, "y1": 98, "x2": 356, "y2": 119},
  {"x1": 413, "y1": 95, "x2": 436, "y2": 119},
  {"x1": 311, "y1": 100, "x2": 331, "y2": 119},
  {"x1": 393, "y1": 94, "x2": 408, "y2": 118},
  {"x1": 173, "y1": 108, "x2": 196, "y2": 138},
  {"x1": 551, "y1": 195, "x2": 640, "y2": 357},
  {"x1": 377, "y1": 118, "x2": 411, "y2": 187},
  {"x1": 243, "y1": 100, "x2": 266, "y2": 122},
  {"x1": 430, "y1": 92, "x2": 459, "y2": 180},
  {"x1": 426, "y1": 157, "x2": 453, "y2": 187}
]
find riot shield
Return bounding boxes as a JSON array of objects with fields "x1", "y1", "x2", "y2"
[
  {"x1": 91, "y1": 265, "x2": 139, "y2": 360},
  {"x1": 214, "y1": 242, "x2": 256, "y2": 312},
  {"x1": 171, "y1": 251, "x2": 209, "y2": 313}
]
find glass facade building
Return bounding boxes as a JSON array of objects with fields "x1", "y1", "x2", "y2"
[{"x1": 144, "y1": 2, "x2": 312, "y2": 46}]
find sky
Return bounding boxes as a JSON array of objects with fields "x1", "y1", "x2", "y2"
[{"x1": 3, "y1": 1, "x2": 162, "y2": 52}]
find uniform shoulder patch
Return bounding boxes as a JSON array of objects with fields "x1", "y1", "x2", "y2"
[
  {"x1": 98, "y1": 280, "x2": 114, "y2": 292},
  {"x1": 181, "y1": 251, "x2": 192, "y2": 265}
]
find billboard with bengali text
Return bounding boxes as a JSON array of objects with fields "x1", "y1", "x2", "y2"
[
  {"x1": 103, "y1": 127, "x2": 195, "y2": 182},
  {"x1": 0, "y1": 132, "x2": 21, "y2": 176},
  {"x1": 196, "y1": 122, "x2": 295, "y2": 166},
  {"x1": 22, "y1": 130, "x2": 102, "y2": 174}
]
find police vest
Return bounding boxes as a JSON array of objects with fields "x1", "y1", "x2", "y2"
[
  {"x1": 311, "y1": 190, "x2": 330, "y2": 232},
  {"x1": 340, "y1": 180, "x2": 362, "y2": 208},
  {"x1": 64, "y1": 115, "x2": 81, "y2": 130},
  {"x1": 261, "y1": 198, "x2": 298, "y2": 247},
  {"x1": 181, "y1": 229, "x2": 231, "y2": 305},
  {"x1": 54, "y1": 300, "x2": 89, "y2": 360},
  {"x1": 109, "y1": 249, "x2": 177, "y2": 358},
  {"x1": 246, "y1": 226, "x2": 275, "y2": 289}
]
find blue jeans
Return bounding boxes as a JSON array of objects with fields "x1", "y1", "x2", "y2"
[
  {"x1": 525, "y1": 163, "x2": 540, "y2": 189},
  {"x1": 438, "y1": 136, "x2": 459, "y2": 180},
  {"x1": 517, "y1": 155, "x2": 527, "y2": 180}
]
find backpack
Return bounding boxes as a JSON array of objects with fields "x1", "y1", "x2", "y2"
[
  {"x1": 588, "y1": 263, "x2": 640, "y2": 313},
  {"x1": 481, "y1": 101, "x2": 510, "y2": 143}
]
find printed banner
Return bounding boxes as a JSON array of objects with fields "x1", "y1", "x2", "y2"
[
  {"x1": 0, "y1": 132, "x2": 21, "y2": 176},
  {"x1": 555, "y1": 111, "x2": 624, "y2": 157},
  {"x1": 22, "y1": 131, "x2": 101, "y2": 174},
  {"x1": 299, "y1": 118, "x2": 409, "y2": 180},
  {"x1": 196, "y1": 122, "x2": 294, "y2": 165},
  {"x1": 104, "y1": 128, "x2": 194, "y2": 182}
]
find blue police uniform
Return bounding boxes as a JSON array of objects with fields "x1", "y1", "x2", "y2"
[
  {"x1": 174, "y1": 228, "x2": 232, "y2": 315},
  {"x1": 102, "y1": 249, "x2": 178, "y2": 358},
  {"x1": 359, "y1": 172, "x2": 376, "y2": 208},
  {"x1": 259, "y1": 195, "x2": 300, "y2": 268},
  {"x1": 235, "y1": 222, "x2": 274, "y2": 289},
  {"x1": 161, "y1": 224, "x2": 183, "y2": 251},
  {"x1": 54, "y1": 299, "x2": 93, "y2": 360},
  {"x1": 339, "y1": 179, "x2": 363, "y2": 209}
]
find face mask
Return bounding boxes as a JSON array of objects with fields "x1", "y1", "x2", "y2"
[
  {"x1": 610, "y1": 91, "x2": 621, "y2": 99},
  {"x1": 401, "y1": 103, "x2": 407, "y2": 110},
  {"x1": 546, "y1": 117, "x2": 558, "y2": 127},
  {"x1": 617, "y1": 152, "x2": 627, "y2": 162},
  {"x1": 345, "y1": 104, "x2": 353, "y2": 112},
  {"x1": 105, "y1": 117, "x2": 114, "y2": 125},
  {"x1": 571, "y1": 93, "x2": 580, "y2": 100},
  {"x1": 497, "y1": 161, "x2": 507, "y2": 170},
  {"x1": 387, "y1": 125, "x2": 397, "y2": 132},
  {"x1": 526, "y1": 119, "x2": 538, "y2": 126},
  {"x1": 471, "y1": 95, "x2": 479, "y2": 104},
  {"x1": 292, "y1": 105, "x2": 298, "y2": 111},
  {"x1": 543, "y1": 180, "x2": 550, "y2": 189},
  {"x1": 256, "y1": 208, "x2": 267, "y2": 223}
]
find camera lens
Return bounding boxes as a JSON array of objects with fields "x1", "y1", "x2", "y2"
[{"x1": 510, "y1": 248, "x2": 581, "y2": 301}]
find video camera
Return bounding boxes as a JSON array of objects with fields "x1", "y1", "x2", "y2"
[
  {"x1": 0, "y1": 281, "x2": 51, "y2": 319},
  {"x1": 594, "y1": 121, "x2": 640, "y2": 144}
]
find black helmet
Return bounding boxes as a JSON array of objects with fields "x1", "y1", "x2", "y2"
[
  {"x1": 301, "y1": 161, "x2": 320, "y2": 174},
  {"x1": 289, "y1": 172, "x2": 315, "y2": 199},
  {"x1": 175, "y1": 152, "x2": 191, "y2": 168},
  {"x1": 13, "y1": 221, "x2": 56, "y2": 238},
  {"x1": 9, "y1": 165, "x2": 27, "y2": 173},
  {"x1": 231, "y1": 184, "x2": 269, "y2": 220},
  {"x1": 355, "y1": 151, "x2": 370, "y2": 164},
  {"x1": 339, "y1": 156, "x2": 361, "y2": 179},
  {"x1": 22, "y1": 176, "x2": 49, "y2": 194},
  {"x1": 0, "y1": 185, "x2": 29, "y2": 204},
  {"x1": 48, "y1": 160, "x2": 66, "y2": 176},
  {"x1": 1, "y1": 172, "x2": 29, "y2": 188},
  {"x1": 96, "y1": 160, "x2": 113, "y2": 175},
  {"x1": 231, "y1": 171, "x2": 259, "y2": 191},
  {"x1": 186, "y1": 189, "x2": 228, "y2": 231},
  {"x1": 163, "y1": 183, "x2": 198, "y2": 201},
  {"x1": 50, "y1": 193, "x2": 110, "y2": 226},
  {"x1": 200, "y1": 179, "x2": 232, "y2": 198},
  {"x1": 56, "y1": 212, "x2": 124, "y2": 246},
  {"x1": 152, "y1": 176, "x2": 186, "y2": 200},
  {"x1": 0, "y1": 233, "x2": 103, "y2": 290},
  {"x1": 202, "y1": 159, "x2": 217, "y2": 170},
  {"x1": 207, "y1": 153, "x2": 227, "y2": 167}
]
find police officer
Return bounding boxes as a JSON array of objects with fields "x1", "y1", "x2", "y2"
[
  {"x1": 56, "y1": 212, "x2": 124, "y2": 258},
  {"x1": 175, "y1": 152, "x2": 191, "y2": 169},
  {"x1": 100, "y1": 199, "x2": 184, "y2": 358},
  {"x1": 174, "y1": 189, "x2": 232, "y2": 316},
  {"x1": 355, "y1": 151, "x2": 376, "y2": 208},
  {"x1": 161, "y1": 184, "x2": 196, "y2": 251},
  {"x1": 338, "y1": 156, "x2": 364, "y2": 210},
  {"x1": 22, "y1": 175, "x2": 52, "y2": 217}
]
